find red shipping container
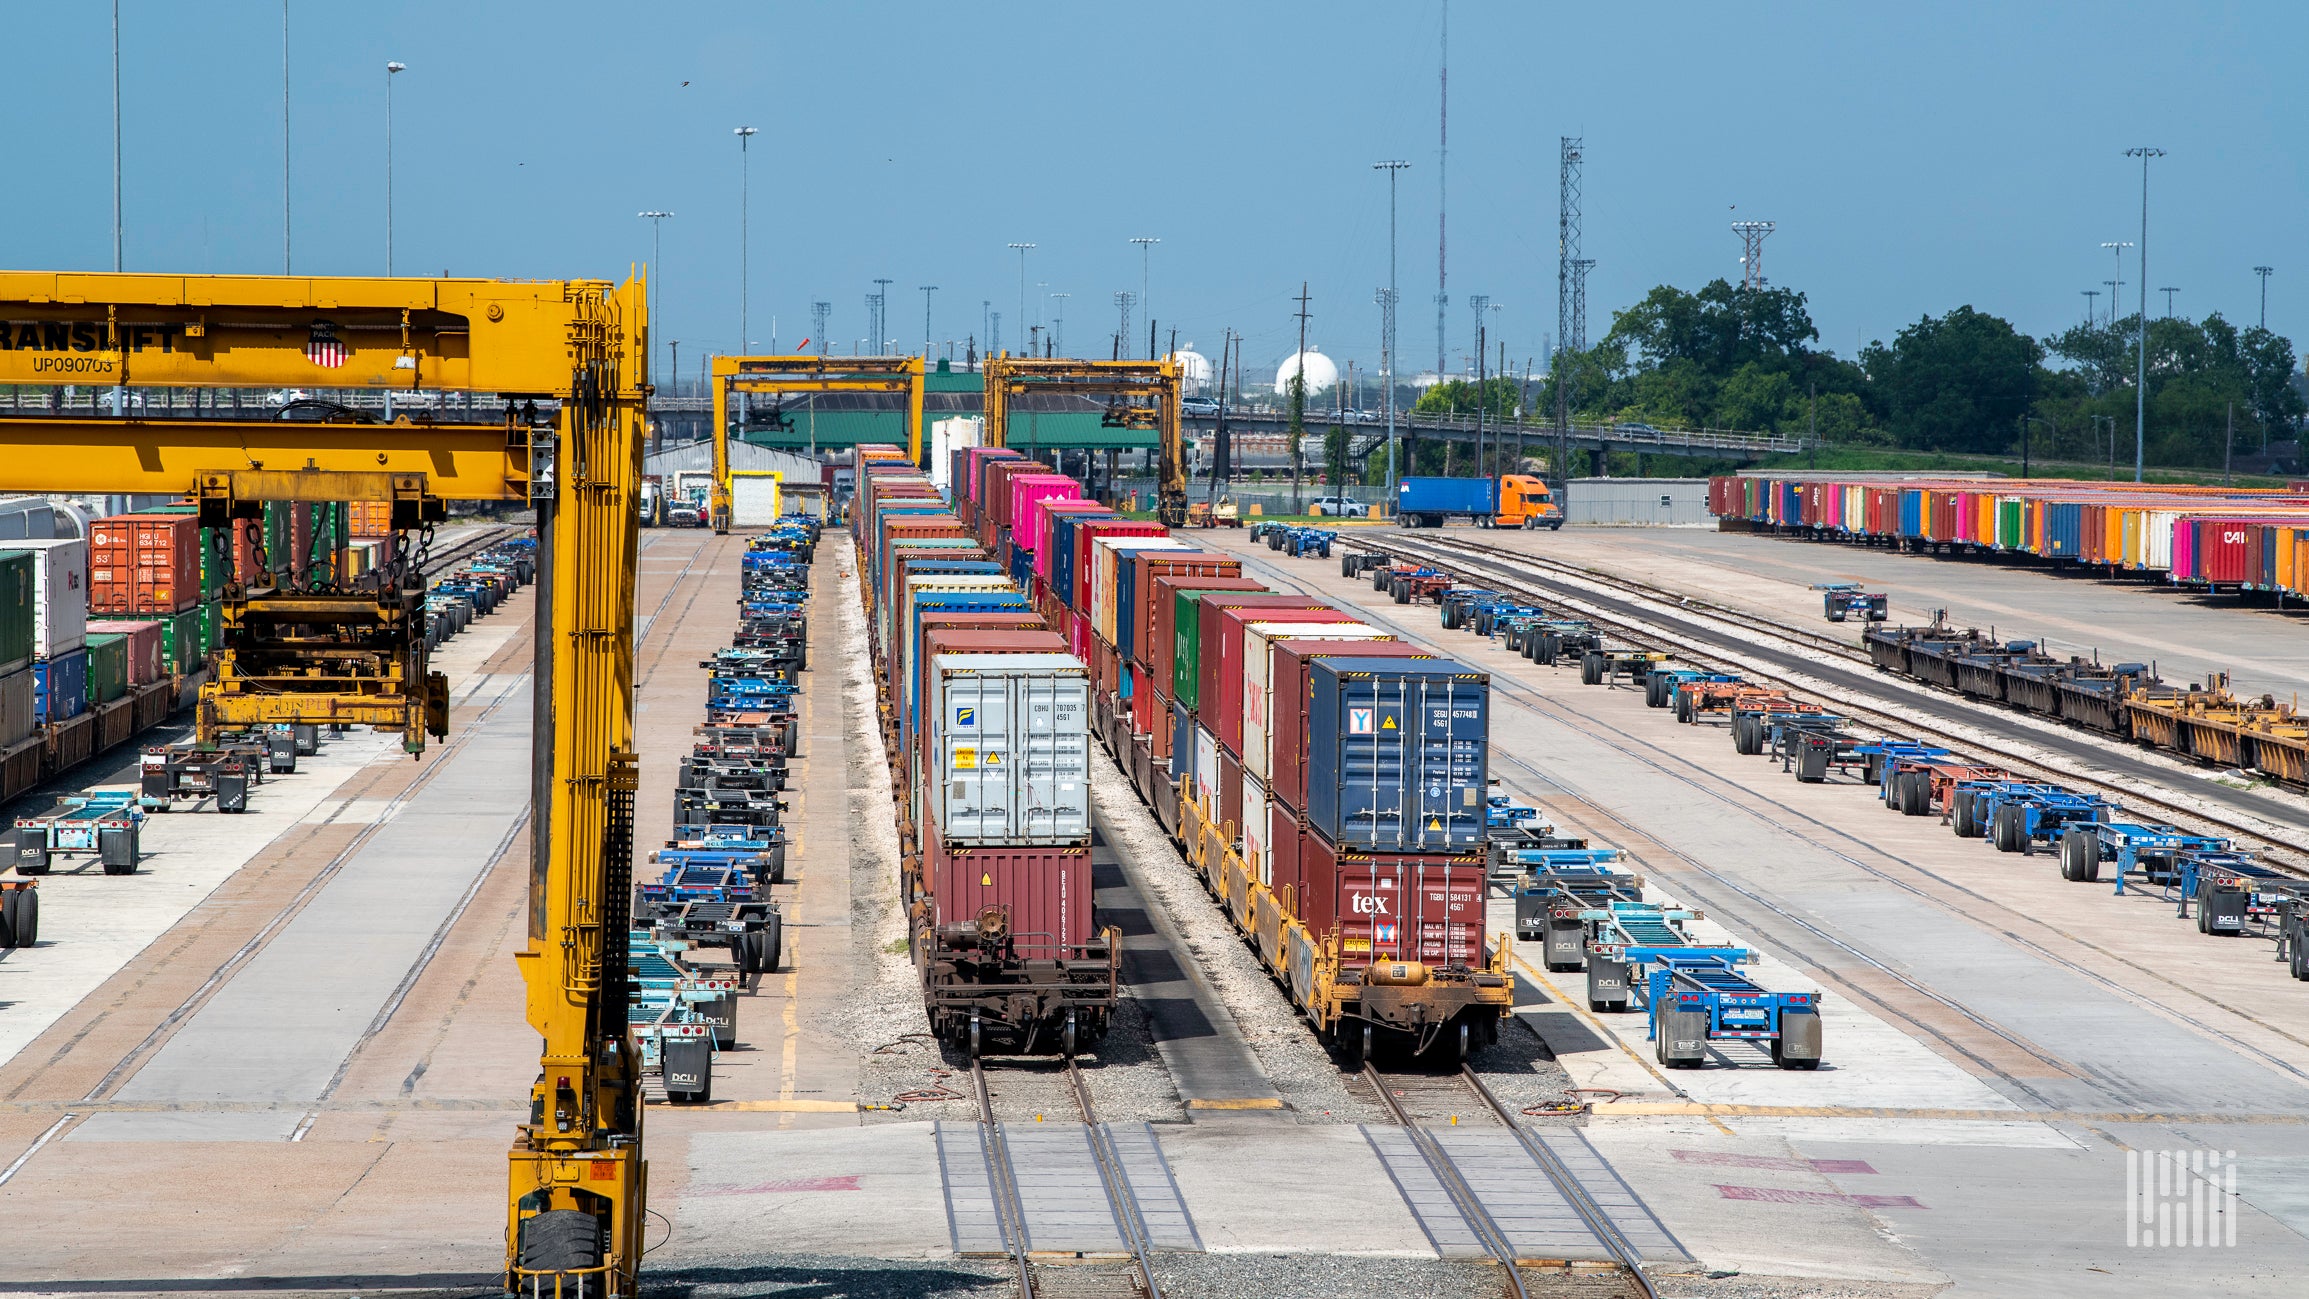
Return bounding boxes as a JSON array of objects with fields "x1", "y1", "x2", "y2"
[
  {"x1": 925, "y1": 817, "x2": 1094, "y2": 959},
  {"x1": 1266, "y1": 641, "x2": 1439, "y2": 813},
  {"x1": 1149, "y1": 686, "x2": 1175, "y2": 763},
  {"x1": 1274, "y1": 821, "x2": 1490, "y2": 970},
  {"x1": 89, "y1": 513, "x2": 202, "y2": 614},
  {"x1": 1212, "y1": 608, "x2": 1366, "y2": 756},
  {"x1": 1070, "y1": 519, "x2": 1166, "y2": 612},
  {"x1": 2195, "y1": 518, "x2": 2254, "y2": 584},
  {"x1": 1128, "y1": 552, "x2": 1243, "y2": 669},
  {"x1": 1195, "y1": 597, "x2": 1333, "y2": 730},
  {"x1": 1215, "y1": 744, "x2": 1246, "y2": 837},
  {"x1": 1146, "y1": 575, "x2": 1267, "y2": 700}
]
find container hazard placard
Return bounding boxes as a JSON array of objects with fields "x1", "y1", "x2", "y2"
[{"x1": 951, "y1": 746, "x2": 976, "y2": 770}]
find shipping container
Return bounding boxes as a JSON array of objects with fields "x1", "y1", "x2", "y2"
[
  {"x1": 1241, "y1": 622, "x2": 1392, "y2": 784},
  {"x1": 1145, "y1": 576, "x2": 1266, "y2": 704},
  {"x1": 1198, "y1": 599, "x2": 1341, "y2": 734},
  {"x1": 1267, "y1": 641, "x2": 1439, "y2": 815},
  {"x1": 89, "y1": 512, "x2": 202, "y2": 615},
  {"x1": 0, "y1": 550, "x2": 32, "y2": 679},
  {"x1": 925, "y1": 653, "x2": 1092, "y2": 844},
  {"x1": 0, "y1": 666, "x2": 32, "y2": 746},
  {"x1": 83, "y1": 632, "x2": 130, "y2": 703},
  {"x1": 907, "y1": 626, "x2": 1068, "y2": 782},
  {"x1": 1120, "y1": 550, "x2": 1239, "y2": 664},
  {"x1": 34, "y1": 648, "x2": 88, "y2": 722},
  {"x1": 1303, "y1": 657, "x2": 1490, "y2": 851},
  {"x1": 1175, "y1": 592, "x2": 1313, "y2": 711},
  {"x1": 1224, "y1": 615, "x2": 1376, "y2": 759},
  {"x1": 87, "y1": 619, "x2": 164, "y2": 686},
  {"x1": 5, "y1": 538, "x2": 88, "y2": 659},
  {"x1": 1264, "y1": 816, "x2": 1490, "y2": 969},
  {"x1": 924, "y1": 822, "x2": 1094, "y2": 959}
]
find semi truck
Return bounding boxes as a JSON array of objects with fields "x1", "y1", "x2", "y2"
[{"x1": 1395, "y1": 474, "x2": 1563, "y2": 529}]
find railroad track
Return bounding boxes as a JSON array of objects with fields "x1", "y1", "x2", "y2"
[
  {"x1": 1351, "y1": 531, "x2": 2309, "y2": 877},
  {"x1": 969, "y1": 1058, "x2": 1161, "y2": 1299},
  {"x1": 1359, "y1": 1063, "x2": 1659, "y2": 1299}
]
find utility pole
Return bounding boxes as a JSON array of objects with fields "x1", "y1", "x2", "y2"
[
  {"x1": 2100, "y1": 241, "x2": 2132, "y2": 325},
  {"x1": 2126, "y1": 146, "x2": 2164, "y2": 482},
  {"x1": 919, "y1": 285, "x2": 938, "y2": 361},
  {"x1": 1131, "y1": 237, "x2": 1159, "y2": 336},
  {"x1": 2255, "y1": 266, "x2": 2274, "y2": 328},
  {"x1": 2160, "y1": 287, "x2": 2179, "y2": 318},
  {"x1": 112, "y1": 0, "x2": 121, "y2": 275},
  {"x1": 735, "y1": 126, "x2": 758, "y2": 358},
  {"x1": 281, "y1": 0, "x2": 291, "y2": 273},
  {"x1": 989, "y1": 312, "x2": 1000, "y2": 364},
  {"x1": 873, "y1": 278, "x2": 893, "y2": 351},
  {"x1": 1291, "y1": 283, "x2": 1311, "y2": 513},
  {"x1": 810, "y1": 302, "x2": 830, "y2": 357},
  {"x1": 1008, "y1": 244, "x2": 1034, "y2": 354},
  {"x1": 2225, "y1": 400, "x2": 2234, "y2": 484},
  {"x1": 1050, "y1": 292, "x2": 1069, "y2": 357},
  {"x1": 2082, "y1": 289, "x2": 2099, "y2": 324},
  {"x1": 1112, "y1": 292, "x2": 1134, "y2": 361},
  {"x1": 1435, "y1": 0, "x2": 1448, "y2": 383},
  {"x1": 1473, "y1": 321, "x2": 1486, "y2": 478},
  {"x1": 385, "y1": 61, "x2": 405, "y2": 275},
  {"x1": 1376, "y1": 159, "x2": 1411, "y2": 501},
  {"x1": 1210, "y1": 328, "x2": 1234, "y2": 505}
]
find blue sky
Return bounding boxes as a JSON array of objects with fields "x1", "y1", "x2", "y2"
[{"x1": 9, "y1": 2, "x2": 2302, "y2": 385}]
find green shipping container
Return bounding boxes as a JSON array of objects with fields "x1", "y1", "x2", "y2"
[
  {"x1": 96, "y1": 605, "x2": 207, "y2": 675},
  {"x1": 84, "y1": 632, "x2": 130, "y2": 703},
  {"x1": 0, "y1": 550, "x2": 33, "y2": 677},
  {"x1": 1997, "y1": 500, "x2": 2023, "y2": 550}
]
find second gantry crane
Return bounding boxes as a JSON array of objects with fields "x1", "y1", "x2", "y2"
[{"x1": 982, "y1": 356, "x2": 1186, "y2": 526}]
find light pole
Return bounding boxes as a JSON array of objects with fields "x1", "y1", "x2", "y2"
[
  {"x1": 1007, "y1": 244, "x2": 1034, "y2": 356},
  {"x1": 2100, "y1": 242, "x2": 2131, "y2": 320},
  {"x1": 1049, "y1": 292, "x2": 1069, "y2": 357},
  {"x1": 639, "y1": 211, "x2": 673, "y2": 379},
  {"x1": 2126, "y1": 147, "x2": 2163, "y2": 482},
  {"x1": 2255, "y1": 266, "x2": 2273, "y2": 329},
  {"x1": 1131, "y1": 237, "x2": 1159, "y2": 355},
  {"x1": 112, "y1": 0, "x2": 121, "y2": 275},
  {"x1": 281, "y1": 1, "x2": 290, "y2": 273},
  {"x1": 735, "y1": 127, "x2": 758, "y2": 362},
  {"x1": 384, "y1": 62, "x2": 405, "y2": 274},
  {"x1": 919, "y1": 285, "x2": 938, "y2": 361},
  {"x1": 872, "y1": 278, "x2": 893, "y2": 351},
  {"x1": 1375, "y1": 160, "x2": 1411, "y2": 499}
]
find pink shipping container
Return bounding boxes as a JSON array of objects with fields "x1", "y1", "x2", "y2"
[{"x1": 93, "y1": 619, "x2": 166, "y2": 686}]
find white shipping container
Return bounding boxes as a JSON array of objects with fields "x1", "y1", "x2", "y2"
[
  {"x1": 729, "y1": 472, "x2": 783, "y2": 528},
  {"x1": 1193, "y1": 724, "x2": 1221, "y2": 811},
  {"x1": 4, "y1": 537, "x2": 88, "y2": 659},
  {"x1": 928, "y1": 653, "x2": 1092, "y2": 844},
  {"x1": 1240, "y1": 619, "x2": 1382, "y2": 783},
  {"x1": 0, "y1": 665, "x2": 31, "y2": 746},
  {"x1": 930, "y1": 417, "x2": 984, "y2": 495},
  {"x1": 1091, "y1": 536, "x2": 1192, "y2": 647},
  {"x1": 1241, "y1": 773, "x2": 1271, "y2": 886}
]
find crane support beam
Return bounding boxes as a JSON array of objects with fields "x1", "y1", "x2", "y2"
[
  {"x1": 0, "y1": 417, "x2": 528, "y2": 499},
  {"x1": 708, "y1": 355, "x2": 925, "y2": 530},
  {"x1": 982, "y1": 356, "x2": 1184, "y2": 526}
]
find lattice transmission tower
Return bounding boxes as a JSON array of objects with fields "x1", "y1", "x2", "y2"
[{"x1": 1732, "y1": 221, "x2": 1776, "y2": 290}]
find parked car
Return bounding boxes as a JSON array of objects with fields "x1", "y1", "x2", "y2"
[
  {"x1": 1181, "y1": 397, "x2": 1221, "y2": 418},
  {"x1": 1309, "y1": 495, "x2": 1369, "y2": 518}
]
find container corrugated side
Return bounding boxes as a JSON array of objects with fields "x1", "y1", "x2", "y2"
[
  {"x1": 1204, "y1": 604, "x2": 1346, "y2": 748},
  {"x1": 1303, "y1": 657, "x2": 1490, "y2": 851},
  {"x1": 83, "y1": 632, "x2": 130, "y2": 703},
  {"x1": 1241, "y1": 622, "x2": 1390, "y2": 784},
  {"x1": 33, "y1": 648, "x2": 88, "y2": 722},
  {"x1": 926, "y1": 652, "x2": 1092, "y2": 845},
  {"x1": 1268, "y1": 641, "x2": 1438, "y2": 814},
  {"x1": 0, "y1": 550, "x2": 31, "y2": 678},
  {"x1": 1178, "y1": 593, "x2": 1320, "y2": 713},
  {"x1": 0, "y1": 666, "x2": 32, "y2": 746},
  {"x1": 924, "y1": 820, "x2": 1093, "y2": 959},
  {"x1": 5, "y1": 538, "x2": 88, "y2": 659}
]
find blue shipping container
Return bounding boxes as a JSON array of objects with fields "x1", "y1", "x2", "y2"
[
  {"x1": 2044, "y1": 502, "x2": 2083, "y2": 558},
  {"x1": 1171, "y1": 696, "x2": 1196, "y2": 788},
  {"x1": 1898, "y1": 490, "x2": 1924, "y2": 538},
  {"x1": 1303, "y1": 657, "x2": 1489, "y2": 851},
  {"x1": 1395, "y1": 476, "x2": 1498, "y2": 520},
  {"x1": 1008, "y1": 543, "x2": 1034, "y2": 589},
  {"x1": 34, "y1": 649, "x2": 88, "y2": 723},
  {"x1": 1052, "y1": 513, "x2": 1116, "y2": 611}
]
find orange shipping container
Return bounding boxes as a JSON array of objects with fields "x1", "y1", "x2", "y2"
[
  {"x1": 348, "y1": 500, "x2": 396, "y2": 537},
  {"x1": 89, "y1": 512, "x2": 202, "y2": 614}
]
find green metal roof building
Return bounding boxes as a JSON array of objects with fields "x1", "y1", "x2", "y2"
[{"x1": 735, "y1": 361, "x2": 1159, "y2": 453}]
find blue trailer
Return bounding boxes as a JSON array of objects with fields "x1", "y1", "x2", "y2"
[
  {"x1": 1395, "y1": 476, "x2": 1499, "y2": 528},
  {"x1": 15, "y1": 790, "x2": 144, "y2": 876},
  {"x1": 1953, "y1": 781, "x2": 2113, "y2": 850}
]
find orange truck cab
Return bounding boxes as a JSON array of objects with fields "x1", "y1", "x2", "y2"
[{"x1": 1494, "y1": 474, "x2": 1563, "y2": 530}]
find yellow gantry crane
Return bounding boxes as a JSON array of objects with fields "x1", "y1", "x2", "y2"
[
  {"x1": 0, "y1": 270, "x2": 651, "y2": 1294},
  {"x1": 708, "y1": 354, "x2": 925, "y2": 531},
  {"x1": 981, "y1": 356, "x2": 1186, "y2": 525}
]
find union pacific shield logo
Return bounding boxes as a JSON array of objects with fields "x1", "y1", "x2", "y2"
[{"x1": 305, "y1": 320, "x2": 347, "y2": 368}]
